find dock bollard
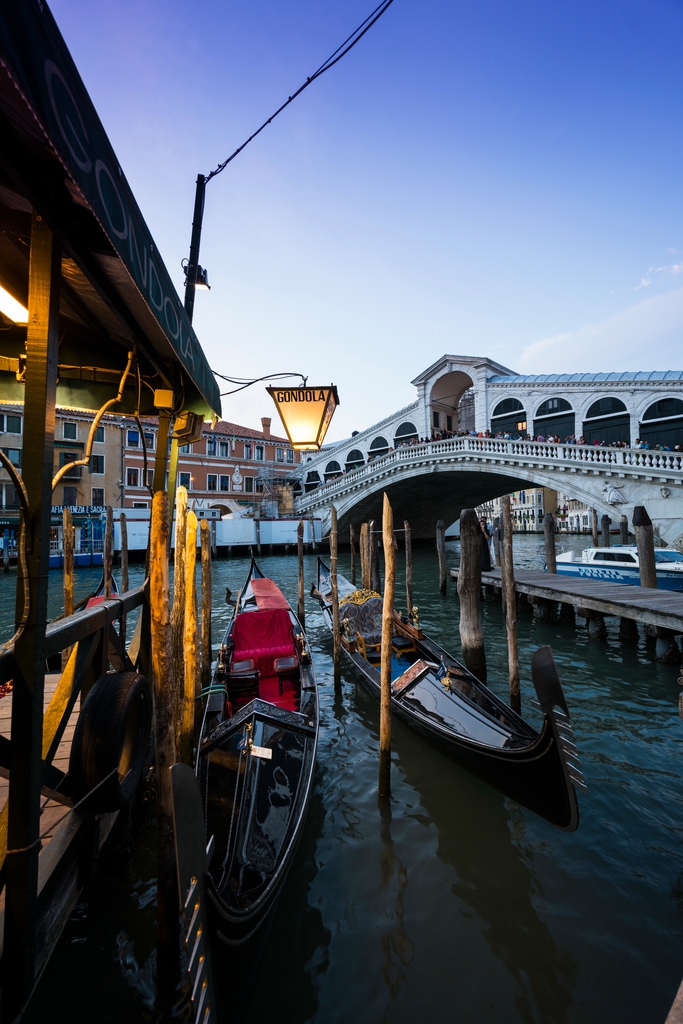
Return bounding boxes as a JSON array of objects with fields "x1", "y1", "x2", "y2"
[{"x1": 457, "y1": 509, "x2": 486, "y2": 683}]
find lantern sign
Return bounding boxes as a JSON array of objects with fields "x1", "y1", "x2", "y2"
[{"x1": 267, "y1": 385, "x2": 339, "y2": 451}]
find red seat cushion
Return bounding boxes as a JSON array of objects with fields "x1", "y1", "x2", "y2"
[{"x1": 233, "y1": 607, "x2": 295, "y2": 677}]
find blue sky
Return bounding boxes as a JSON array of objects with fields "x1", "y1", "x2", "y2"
[{"x1": 50, "y1": 0, "x2": 683, "y2": 441}]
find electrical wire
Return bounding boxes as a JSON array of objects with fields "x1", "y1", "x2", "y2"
[
  {"x1": 212, "y1": 370, "x2": 307, "y2": 397},
  {"x1": 204, "y1": 0, "x2": 396, "y2": 183}
]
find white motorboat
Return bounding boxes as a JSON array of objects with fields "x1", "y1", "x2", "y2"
[{"x1": 553, "y1": 545, "x2": 683, "y2": 591}]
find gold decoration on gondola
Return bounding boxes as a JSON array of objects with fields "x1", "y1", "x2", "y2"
[{"x1": 339, "y1": 588, "x2": 381, "y2": 607}]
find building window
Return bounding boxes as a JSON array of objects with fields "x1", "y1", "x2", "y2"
[
  {"x1": 94, "y1": 425, "x2": 105, "y2": 443},
  {"x1": 276, "y1": 448, "x2": 284, "y2": 462},
  {"x1": 220, "y1": 475, "x2": 230, "y2": 492},
  {"x1": 179, "y1": 443, "x2": 192, "y2": 454},
  {"x1": 179, "y1": 472, "x2": 191, "y2": 489},
  {"x1": 255, "y1": 445, "x2": 264, "y2": 462},
  {"x1": 1, "y1": 447, "x2": 21, "y2": 467},
  {"x1": 5, "y1": 414, "x2": 22, "y2": 434},
  {"x1": 207, "y1": 474, "x2": 217, "y2": 491},
  {"x1": 286, "y1": 449, "x2": 294, "y2": 463},
  {"x1": 244, "y1": 443, "x2": 252, "y2": 460},
  {"x1": 91, "y1": 455, "x2": 105, "y2": 474},
  {"x1": 433, "y1": 411, "x2": 440, "y2": 429},
  {"x1": 63, "y1": 486, "x2": 78, "y2": 505},
  {"x1": 143, "y1": 431, "x2": 155, "y2": 450},
  {"x1": 132, "y1": 501, "x2": 148, "y2": 508},
  {"x1": 146, "y1": 469, "x2": 154, "y2": 488},
  {"x1": 219, "y1": 441, "x2": 230, "y2": 458},
  {"x1": 206, "y1": 437, "x2": 217, "y2": 456},
  {"x1": 244, "y1": 477, "x2": 254, "y2": 493},
  {"x1": 446, "y1": 415, "x2": 453, "y2": 431},
  {"x1": 63, "y1": 421, "x2": 77, "y2": 440},
  {"x1": 92, "y1": 487, "x2": 105, "y2": 505},
  {"x1": 127, "y1": 429, "x2": 140, "y2": 448},
  {"x1": 126, "y1": 467, "x2": 139, "y2": 487}
]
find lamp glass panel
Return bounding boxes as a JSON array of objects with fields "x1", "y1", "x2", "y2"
[
  {"x1": 0, "y1": 284, "x2": 28, "y2": 325},
  {"x1": 267, "y1": 386, "x2": 339, "y2": 451}
]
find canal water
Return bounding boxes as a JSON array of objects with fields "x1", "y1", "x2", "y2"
[{"x1": 10, "y1": 536, "x2": 683, "y2": 1023}]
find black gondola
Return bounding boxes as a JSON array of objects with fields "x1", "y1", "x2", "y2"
[
  {"x1": 188, "y1": 559, "x2": 319, "y2": 1020},
  {"x1": 313, "y1": 558, "x2": 585, "y2": 832}
]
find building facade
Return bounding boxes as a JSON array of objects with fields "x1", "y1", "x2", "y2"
[{"x1": 0, "y1": 403, "x2": 301, "y2": 517}]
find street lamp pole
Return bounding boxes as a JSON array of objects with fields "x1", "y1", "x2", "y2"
[{"x1": 184, "y1": 173, "x2": 206, "y2": 323}]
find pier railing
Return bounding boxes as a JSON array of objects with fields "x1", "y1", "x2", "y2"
[{"x1": 295, "y1": 437, "x2": 683, "y2": 512}]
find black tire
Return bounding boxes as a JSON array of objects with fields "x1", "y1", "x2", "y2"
[{"x1": 69, "y1": 671, "x2": 152, "y2": 813}]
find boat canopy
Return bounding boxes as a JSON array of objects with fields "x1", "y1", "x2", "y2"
[{"x1": 0, "y1": 1, "x2": 221, "y2": 420}]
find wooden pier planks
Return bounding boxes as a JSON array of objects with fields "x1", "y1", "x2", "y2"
[{"x1": 449, "y1": 566, "x2": 683, "y2": 632}]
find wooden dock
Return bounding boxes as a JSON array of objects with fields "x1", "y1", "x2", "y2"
[{"x1": 449, "y1": 566, "x2": 683, "y2": 633}]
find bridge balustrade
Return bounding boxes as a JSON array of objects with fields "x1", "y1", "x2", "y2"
[{"x1": 295, "y1": 436, "x2": 683, "y2": 511}]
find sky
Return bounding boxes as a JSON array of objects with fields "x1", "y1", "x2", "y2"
[{"x1": 49, "y1": 0, "x2": 683, "y2": 442}]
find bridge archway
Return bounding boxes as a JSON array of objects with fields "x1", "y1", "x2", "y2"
[
  {"x1": 582, "y1": 397, "x2": 630, "y2": 445},
  {"x1": 345, "y1": 448, "x2": 364, "y2": 471},
  {"x1": 324, "y1": 460, "x2": 342, "y2": 481},
  {"x1": 429, "y1": 370, "x2": 474, "y2": 433},
  {"x1": 533, "y1": 398, "x2": 575, "y2": 440},
  {"x1": 490, "y1": 398, "x2": 527, "y2": 437},
  {"x1": 639, "y1": 398, "x2": 683, "y2": 448},
  {"x1": 393, "y1": 421, "x2": 419, "y2": 446},
  {"x1": 369, "y1": 435, "x2": 389, "y2": 458}
]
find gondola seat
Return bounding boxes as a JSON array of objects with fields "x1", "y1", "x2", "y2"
[{"x1": 232, "y1": 607, "x2": 298, "y2": 708}]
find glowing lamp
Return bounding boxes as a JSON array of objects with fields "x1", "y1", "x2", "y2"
[
  {"x1": 0, "y1": 284, "x2": 28, "y2": 325},
  {"x1": 267, "y1": 384, "x2": 339, "y2": 451}
]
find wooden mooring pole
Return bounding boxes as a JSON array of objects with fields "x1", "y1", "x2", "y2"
[
  {"x1": 592, "y1": 508, "x2": 599, "y2": 548},
  {"x1": 181, "y1": 511, "x2": 199, "y2": 765},
  {"x1": 379, "y1": 494, "x2": 396, "y2": 799},
  {"x1": 149, "y1": 491, "x2": 180, "y2": 1013},
  {"x1": 436, "y1": 519, "x2": 447, "y2": 595},
  {"x1": 61, "y1": 508, "x2": 74, "y2": 670},
  {"x1": 200, "y1": 519, "x2": 212, "y2": 688},
  {"x1": 297, "y1": 520, "x2": 306, "y2": 627},
  {"x1": 360, "y1": 522, "x2": 370, "y2": 591},
  {"x1": 601, "y1": 514, "x2": 611, "y2": 548},
  {"x1": 103, "y1": 505, "x2": 113, "y2": 598},
  {"x1": 492, "y1": 516, "x2": 501, "y2": 567},
  {"x1": 501, "y1": 496, "x2": 520, "y2": 713},
  {"x1": 171, "y1": 486, "x2": 188, "y2": 758},
  {"x1": 369, "y1": 519, "x2": 381, "y2": 593},
  {"x1": 404, "y1": 519, "x2": 413, "y2": 614},
  {"x1": 350, "y1": 524, "x2": 357, "y2": 586},
  {"x1": 457, "y1": 509, "x2": 486, "y2": 682},
  {"x1": 330, "y1": 506, "x2": 341, "y2": 683},
  {"x1": 620, "y1": 514, "x2": 629, "y2": 546},
  {"x1": 120, "y1": 512, "x2": 129, "y2": 593},
  {"x1": 633, "y1": 505, "x2": 678, "y2": 663},
  {"x1": 543, "y1": 512, "x2": 556, "y2": 574}
]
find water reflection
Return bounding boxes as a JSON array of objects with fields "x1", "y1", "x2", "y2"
[{"x1": 378, "y1": 798, "x2": 414, "y2": 1004}]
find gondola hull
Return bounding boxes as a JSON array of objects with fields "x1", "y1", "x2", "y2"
[
  {"x1": 314, "y1": 559, "x2": 583, "y2": 832},
  {"x1": 195, "y1": 561, "x2": 319, "y2": 1020}
]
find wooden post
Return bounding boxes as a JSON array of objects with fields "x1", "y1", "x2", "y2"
[
  {"x1": 436, "y1": 519, "x2": 447, "y2": 595},
  {"x1": 149, "y1": 491, "x2": 180, "y2": 1012},
  {"x1": 61, "y1": 508, "x2": 74, "y2": 670},
  {"x1": 171, "y1": 486, "x2": 188, "y2": 757},
  {"x1": 592, "y1": 508, "x2": 599, "y2": 547},
  {"x1": 457, "y1": 510, "x2": 486, "y2": 682},
  {"x1": 255, "y1": 509, "x2": 261, "y2": 556},
  {"x1": 103, "y1": 505, "x2": 113, "y2": 598},
  {"x1": 601, "y1": 514, "x2": 611, "y2": 548},
  {"x1": 369, "y1": 519, "x2": 381, "y2": 593},
  {"x1": 310, "y1": 517, "x2": 317, "y2": 553},
  {"x1": 349, "y1": 524, "x2": 357, "y2": 586},
  {"x1": 297, "y1": 520, "x2": 306, "y2": 627},
  {"x1": 633, "y1": 506, "x2": 657, "y2": 588},
  {"x1": 181, "y1": 511, "x2": 199, "y2": 764},
  {"x1": 501, "y1": 496, "x2": 520, "y2": 713},
  {"x1": 620, "y1": 514, "x2": 629, "y2": 546},
  {"x1": 360, "y1": 523, "x2": 370, "y2": 590},
  {"x1": 543, "y1": 512, "x2": 556, "y2": 574},
  {"x1": 379, "y1": 494, "x2": 396, "y2": 799},
  {"x1": 492, "y1": 516, "x2": 501, "y2": 567},
  {"x1": 120, "y1": 512, "x2": 129, "y2": 593},
  {"x1": 404, "y1": 520, "x2": 413, "y2": 614},
  {"x1": 3, "y1": 211, "x2": 61, "y2": 1022},
  {"x1": 200, "y1": 520, "x2": 212, "y2": 688},
  {"x1": 330, "y1": 506, "x2": 341, "y2": 682}
]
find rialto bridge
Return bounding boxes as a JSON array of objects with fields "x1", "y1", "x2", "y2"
[{"x1": 291, "y1": 355, "x2": 683, "y2": 547}]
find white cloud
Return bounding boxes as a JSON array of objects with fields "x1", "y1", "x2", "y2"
[
  {"x1": 635, "y1": 277, "x2": 652, "y2": 290},
  {"x1": 517, "y1": 287, "x2": 683, "y2": 373}
]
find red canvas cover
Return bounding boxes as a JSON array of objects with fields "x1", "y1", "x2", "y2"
[{"x1": 251, "y1": 578, "x2": 290, "y2": 610}]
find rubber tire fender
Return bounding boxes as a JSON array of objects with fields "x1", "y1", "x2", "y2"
[{"x1": 69, "y1": 671, "x2": 152, "y2": 813}]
